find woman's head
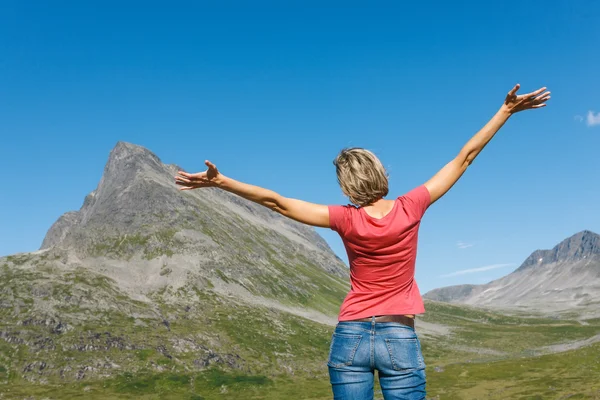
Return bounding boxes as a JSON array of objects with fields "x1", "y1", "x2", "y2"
[{"x1": 333, "y1": 148, "x2": 389, "y2": 206}]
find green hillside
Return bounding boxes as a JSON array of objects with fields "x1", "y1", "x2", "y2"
[
  {"x1": 421, "y1": 302, "x2": 600, "y2": 399},
  {"x1": 2, "y1": 274, "x2": 600, "y2": 400}
]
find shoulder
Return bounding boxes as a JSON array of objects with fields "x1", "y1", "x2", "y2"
[
  {"x1": 399, "y1": 185, "x2": 430, "y2": 201},
  {"x1": 397, "y1": 185, "x2": 431, "y2": 219},
  {"x1": 328, "y1": 204, "x2": 358, "y2": 233}
]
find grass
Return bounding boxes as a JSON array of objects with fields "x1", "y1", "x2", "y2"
[
  {"x1": 418, "y1": 300, "x2": 600, "y2": 399},
  {"x1": 4, "y1": 254, "x2": 32, "y2": 266},
  {"x1": 2, "y1": 241, "x2": 599, "y2": 399},
  {"x1": 3, "y1": 296, "x2": 599, "y2": 400},
  {"x1": 5, "y1": 337, "x2": 599, "y2": 400},
  {"x1": 230, "y1": 227, "x2": 349, "y2": 315},
  {"x1": 426, "y1": 342, "x2": 600, "y2": 399},
  {"x1": 420, "y1": 301, "x2": 600, "y2": 362},
  {"x1": 2, "y1": 372, "x2": 332, "y2": 400}
]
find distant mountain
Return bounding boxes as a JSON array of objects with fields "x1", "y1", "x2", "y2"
[
  {"x1": 422, "y1": 284, "x2": 479, "y2": 303},
  {"x1": 0, "y1": 142, "x2": 349, "y2": 385},
  {"x1": 424, "y1": 231, "x2": 600, "y2": 313}
]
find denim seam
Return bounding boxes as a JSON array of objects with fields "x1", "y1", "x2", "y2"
[
  {"x1": 335, "y1": 327, "x2": 372, "y2": 334},
  {"x1": 337, "y1": 322, "x2": 414, "y2": 333},
  {"x1": 370, "y1": 332, "x2": 374, "y2": 369}
]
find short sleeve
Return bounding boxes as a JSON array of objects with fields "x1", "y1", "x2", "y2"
[
  {"x1": 328, "y1": 205, "x2": 350, "y2": 234},
  {"x1": 399, "y1": 185, "x2": 431, "y2": 220}
]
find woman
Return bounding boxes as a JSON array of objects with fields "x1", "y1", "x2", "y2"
[{"x1": 175, "y1": 84, "x2": 550, "y2": 399}]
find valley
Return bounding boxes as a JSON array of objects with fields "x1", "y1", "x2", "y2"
[{"x1": 1, "y1": 142, "x2": 598, "y2": 399}]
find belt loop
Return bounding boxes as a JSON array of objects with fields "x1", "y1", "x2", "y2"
[{"x1": 371, "y1": 315, "x2": 376, "y2": 328}]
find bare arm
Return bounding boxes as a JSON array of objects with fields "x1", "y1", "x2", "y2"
[
  {"x1": 424, "y1": 84, "x2": 551, "y2": 205},
  {"x1": 175, "y1": 161, "x2": 330, "y2": 228}
]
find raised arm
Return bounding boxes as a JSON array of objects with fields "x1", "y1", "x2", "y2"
[
  {"x1": 424, "y1": 84, "x2": 550, "y2": 205},
  {"x1": 175, "y1": 161, "x2": 330, "y2": 228}
]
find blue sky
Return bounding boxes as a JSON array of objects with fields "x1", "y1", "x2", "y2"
[{"x1": 1, "y1": 1, "x2": 599, "y2": 293}]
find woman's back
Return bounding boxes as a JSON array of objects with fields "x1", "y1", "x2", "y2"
[{"x1": 329, "y1": 185, "x2": 431, "y2": 321}]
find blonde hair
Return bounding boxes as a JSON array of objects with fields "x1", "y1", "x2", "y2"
[{"x1": 333, "y1": 148, "x2": 389, "y2": 206}]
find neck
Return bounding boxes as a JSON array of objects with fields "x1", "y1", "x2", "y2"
[{"x1": 362, "y1": 197, "x2": 395, "y2": 219}]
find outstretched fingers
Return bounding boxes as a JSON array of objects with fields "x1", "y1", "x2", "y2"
[
  {"x1": 176, "y1": 179, "x2": 200, "y2": 190},
  {"x1": 175, "y1": 160, "x2": 219, "y2": 191},
  {"x1": 175, "y1": 175, "x2": 192, "y2": 184},
  {"x1": 524, "y1": 87, "x2": 548, "y2": 99},
  {"x1": 532, "y1": 91, "x2": 551, "y2": 104},
  {"x1": 536, "y1": 92, "x2": 551, "y2": 101},
  {"x1": 505, "y1": 84, "x2": 550, "y2": 113},
  {"x1": 522, "y1": 90, "x2": 551, "y2": 110}
]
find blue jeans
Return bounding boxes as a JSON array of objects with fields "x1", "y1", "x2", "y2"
[{"x1": 327, "y1": 318, "x2": 426, "y2": 400}]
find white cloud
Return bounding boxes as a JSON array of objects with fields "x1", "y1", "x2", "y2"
[
  {"x1": 440, "y1": 263, "x2": 514, "y2": 278},
  {"x1": 587, "y1": 111, "x2": 600, "y2": 127},
  {"x1": 456, "y1": 241, "x2": 474, "y2": 249}
]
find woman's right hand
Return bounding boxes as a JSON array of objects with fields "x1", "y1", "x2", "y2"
[
  {"x1": 502, "y1": 84, "x2": 551, "y2": 114},
  {"x1": 175, "y1": 160, "x2": 222, "y2": 190}
]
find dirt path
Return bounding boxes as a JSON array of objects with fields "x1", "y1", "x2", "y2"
[{"x1": 534, "y1": 333, "x2": 600, "y2": 355}]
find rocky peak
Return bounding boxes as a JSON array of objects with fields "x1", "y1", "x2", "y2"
[
  {"x1": 40, "y1": 141, "x2": 341, "y2": 274},
  {"x1": 41, "y1": 142, "x2": 178, "y2": 249},
  {"x1": 109, "y1": 141, "x2": 160, "y2": 163},
  {"x1": 517, "y1": 230, "x2": 600, "y2": 271},
  {"x1": 101, "y1": 141, "x2": 165, "y2": 184}
]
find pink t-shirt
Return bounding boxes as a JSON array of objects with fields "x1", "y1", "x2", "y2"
[{"x1": 329, "y1": 185, "x2": 431, "y2": 321}]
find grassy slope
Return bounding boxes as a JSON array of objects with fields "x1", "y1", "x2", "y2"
[
  {"x1": 421, "y1": 302, "x2": 600, "y2": 399},
  {"x1": 0, "y1": 259, "x2": 337, "y2": 399},
  {"x1": 428, "y1": 342, "x2": 600, "y2": 399},
  {"x1": 2, "y1": 258, "x2": 600, "y2": 399},
  {"x1": 3, "y1": 299, "x2": 600, "y2": 399}
]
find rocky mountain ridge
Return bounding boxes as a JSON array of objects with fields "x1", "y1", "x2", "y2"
[
  {"x1": 424, "y1": 230, "x2": 600, "y2": 314},
  {"x1": 516, "y1": 230, "x2": 600, "y2": 271}
]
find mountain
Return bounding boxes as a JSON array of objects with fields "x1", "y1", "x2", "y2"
[
  {"x1": 0, "y1": 142, "x2": 350, "y2": 389},
  {"x1": 39, "y1": 141, "x2": 348, "y2": 308},
  {"x1": 424, "y1": 231, "x2": 600, "y2": 314}
]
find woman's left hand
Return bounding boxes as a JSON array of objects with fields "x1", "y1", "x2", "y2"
[
  {"x1": 175, "y1": 160, "x2": 222, "y2": 190},
  {"x1": 502, "y1": 84, "x2": 551, "y2": 114}
]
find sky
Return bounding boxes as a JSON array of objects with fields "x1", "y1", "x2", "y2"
[{"x1": 1, "y1": 1, "x2": 599, "y2": 294}]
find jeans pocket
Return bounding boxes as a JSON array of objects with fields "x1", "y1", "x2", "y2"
[
  {"x1": 384, "y1": 338, "x2": 425, "y2": 371},
  {"x1": 327, "y1": 333, "x2": 362, "y2": 368}
]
